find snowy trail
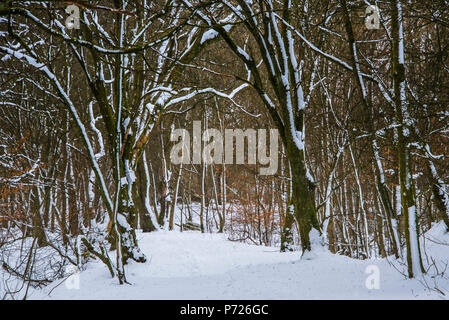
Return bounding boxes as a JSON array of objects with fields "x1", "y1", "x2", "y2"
[{"x1": 29, "y1": 227, "x2": 449, "y2": 300}]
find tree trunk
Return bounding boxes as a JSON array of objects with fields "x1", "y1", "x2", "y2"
[
  {"x1": 391, "y1": 0, "x2": 423, "y2": 278},
  {"x1": 286, "y1": 140, "x2": 321, "y2": 253},
  {"x1": 134, "y1": 157, "x2": 156, "y2": 232}
]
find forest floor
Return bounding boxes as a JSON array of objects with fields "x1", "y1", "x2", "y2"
[{"x1": 28, "y1": 222, "x2": 449, "y2": 300}]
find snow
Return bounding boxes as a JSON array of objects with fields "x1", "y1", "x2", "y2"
[
  {"x1": 301, "y1": 228, "x2": 326, "y2": 261},
  {"x1": 201, "y1": 30, "x2": 219, "y2": 44},
  {"x1": 398, "y1": 1, "x2": 405, "y2": 65},
  {"x1": 25, "y1": 223, "x2": 449, "y2": 300},
  {"x1": 408, "y1": 205, "x2": 422, "y2": 277}
]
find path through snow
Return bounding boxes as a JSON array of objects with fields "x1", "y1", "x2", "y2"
[{"x1": 30, "y1": 225, "x2": 449, "y2": 299}]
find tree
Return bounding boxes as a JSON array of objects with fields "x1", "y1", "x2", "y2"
[
  {"x1": 179, "y1": 0, "x2": 322, "y2": 254},
  {"x1": 0, "y1": 0, "x2": 234, "y2": 283}
]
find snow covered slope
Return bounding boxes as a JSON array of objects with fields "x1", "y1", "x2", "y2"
[{"x1": 29, "y1": 224, "x2": 449, "y2": 300}]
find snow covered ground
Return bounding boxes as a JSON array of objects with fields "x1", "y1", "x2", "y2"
[{"x1": 27, "y1": 223, "x2": 449, "y2": 300}]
